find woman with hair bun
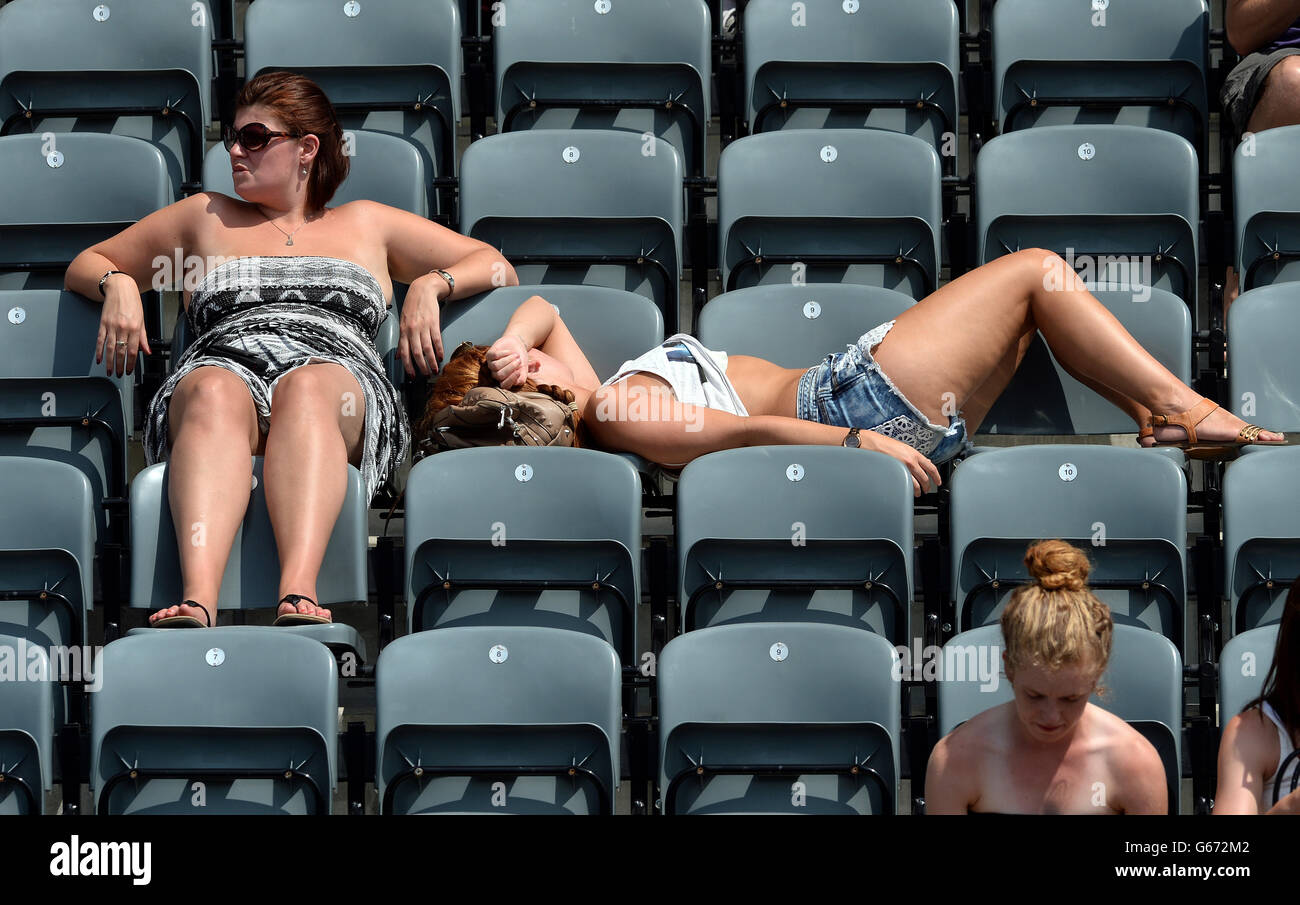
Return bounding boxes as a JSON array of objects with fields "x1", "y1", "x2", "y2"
[
  {"x1": 66, "y1": 71, "x2": 517, "y2": 629},
  {"x1": 925, "y1": 539, "x2": 1168, "y2": 814}
]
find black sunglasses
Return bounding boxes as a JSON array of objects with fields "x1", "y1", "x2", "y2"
[{"x1": 223, "y1": 122, "x2": 303, "y2": 152}]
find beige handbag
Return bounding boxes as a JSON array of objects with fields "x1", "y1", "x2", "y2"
[{"x1": 419, "y1": 385, "x2": 579, "y2": 455}]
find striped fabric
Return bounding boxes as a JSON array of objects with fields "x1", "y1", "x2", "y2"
[{"x1": 144, "y1": 255, "x2": 409, "y2": 501}]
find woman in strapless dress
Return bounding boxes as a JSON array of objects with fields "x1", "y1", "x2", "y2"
[{"x1": 65, "y1": 71, "x2": 517, "y2": 629}]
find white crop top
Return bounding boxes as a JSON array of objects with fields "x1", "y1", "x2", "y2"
[
  {"x1": 1262, "y1": 701, "x2": 1299, "y2": 805},
  {"x1": 601, "y1": 333, "x2": 750, "y2": 416}
]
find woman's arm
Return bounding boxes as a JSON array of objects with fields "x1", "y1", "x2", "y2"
[
  {"x1": 1114, "y1": 734, "x2": 1170, "y2": 815},
  {"x1": 484, "y1": 295, "x2": 601, "y2": 391},
  {"x1": 365, "y1": 201, "x2": 519, "y2": 377},
  {"x1": 923, "y1": 732, "x2": 980, "y2": 815},
  {"x1": 1226, "y1": 0, "x2": 1300, "y2": 55},
  {"x1": 1212, "y1": 711, "x2": 1273, "y2": 814}
]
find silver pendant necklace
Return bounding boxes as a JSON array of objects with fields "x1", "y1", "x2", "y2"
[{"x1": 257, "y1": 206, "x2": 313, "y2": 246}]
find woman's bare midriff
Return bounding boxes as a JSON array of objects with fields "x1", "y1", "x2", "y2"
[{"x1": 725, "y1": 355, "x2": 807, "y2": 418}]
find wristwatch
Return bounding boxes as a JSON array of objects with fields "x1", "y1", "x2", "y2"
[
  {"x1": 430, "y1": 268, "x2": 455, "y2": 299},
  {"x1": 842, "y1": 428, "x2": 861, "y2": 448}
]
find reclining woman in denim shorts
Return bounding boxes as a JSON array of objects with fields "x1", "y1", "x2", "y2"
[{"x1": 427, "y1": 249, "x2": 1284, "y2": 497}]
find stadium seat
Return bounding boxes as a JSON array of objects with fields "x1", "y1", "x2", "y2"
[
  {"x1": 0, "y1": 133, "x2": 170, "y2": 291},
  {"x1": 91, "y1": 628, "x2": 337, "y2": 814},
  {"x1": 717, "y1": 129, "x2": 942, "y2": 298},
  {"x1": 0, "y1": 0, "x2": 213, "y2": 194},
  {"x1": 676, "y1": 446, "x2": 914, "y2": 643},
  {"x1": 0, "y1": 289, "x2": 132, "y2": 543},
  {"x1": 375, "y1": 625, "x2": 621, "y2": 814},
  {"x1": 991, "y1": 0, "x2": 1209, "y2": 155},
  {"x1": 975, "y1": 125, "x2": 1199, "y2": 310},
  {"x1": 199, "y1": 128, "x2": 426, "y2": 388},
  {"x1": 742, "y1": 0, "x2": 960, "y2": 172},
  {"x1": 1234, "y1": 125, "x2": 1300, "y2": 292},
  {"x1": 936, "y1": 623, "x2": 1184, "y2": 813},
  {"x1": 0, "y1": 634, "x2": 54, "y2": 814},
  {"x1": 658, "y1": 622, "x2": 900, "y2": 814},
  {"x1": 404, "y1": 447, "x2": 641, "y2": 662},
  {"x1": 696, "y1": 283, "x2": 915, "y2": 367},
  {"x1": 460, "y1": 129, "x2": 684, "y2": 333},
  {"x1": 439, "y1": 284, "x2": 664, "y2": 381},
  {"x1": 1223, "y1": 446, "x2": 1300, "y2": 635},
  {"x1": 1228, "y1": 284, "x2": 1300, "y2": 435},
  {"x1": 1219, "y1": 623, "x2": 1278, "y2": 728},
  {"x1": 244, "y1": 0, "x2": 461, "y2": 218},
  {"x1": 949, "y1": 445, "x2": 1188, "y2": 650},
  {"x1": 494, "y1": 0, "x2": 711, "y2": 177},
  {"x1": 978, "y1": 286, "x2": 1192, "y2": 434},
  {"x1": 128, "y1": 459, "x2": 369, "y2": 664}
]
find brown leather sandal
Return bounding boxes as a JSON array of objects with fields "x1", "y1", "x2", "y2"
[
  {"x1": 1148, "y1": 398, "x2": 1287, "y2": 459},
  {"x1": 153, "y1": 600, "x2": 212, "y2": 629},
  {"x1": 273, "y1": 594, "x2": 332, "y2": 626}
]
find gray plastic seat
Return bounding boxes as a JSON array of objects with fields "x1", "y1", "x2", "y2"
[
  {"x1": 0, "y1": 0, "x2": 212, "y2": 194},
  {"x1": 658, "y1": 622, "x2": 900, "y2": 814},
  {"x1": 460, "y1": 129, "x2": 684, "y2": 334},
  {"x1": 1228, "y1": 285, "x2": 1300, "y2": 434},
  {"x1": 949, "y1": 445, "x2": 1188, "y2": 650},
  {"x1": 0, "y1": 133, "x2": 170, "y2": 290},
  {"x1": 200, "y1": 129, "x2": 424, "y2": 388},
  {"x1": 244, "y1": 0, "x2": 460, "y2": 218},
  {"x1": 936, "y1": 623, "x2": 1183, "y2": 813},
  {"x1": 976, "y1": 125, "x2": 1199, "y2": 311},
  {"x1": 0, "y1": 634, "x2": 53, "y2": 814},
  {"x1": 992, "y1": 0, "x2": 1208, "y2": 155},
  {"x1": 1223, "y1": 447, "x2": 1300, "y2": 635},
  {"x1": 439, "y1": 284, "x2": 664, "y2": 381},
  {"x1": 1219, "y1": 624, "x2": 1279, "y2": 728},
  {"x1": 717, "y1": 129, "x2": 942, "y2": 298},
  {"x1": 743, "y1": 0, "x2": 960, "y2": 173},
  {"x1": 91, "y1": 627, "x2": 337, "y2": 814},
  {"x1": 0, "y1": 290, "x2": 132, "y2": 547},
  {"x1": 697, "y1": 283, "x2": 915, "y2": 367},
  {"x1": 676, "y1": 446, "x2": 914, "y2": 643},
  {"x1": 128, "y1": 458, "x2": 369, "y2": 663},
  {"x1": 376, "y1": 625, "x2": 621, "y2": 814},
  {"x1": 404, "y1": 447, "x2": 640, "y2": 662},
  {"x1": 979, "y1": 286, "x2": 1192, "y2": 434},
  {"x1": 1233, "y1": 125, "x2": 1300, "y2": 292},
  {"x1": 495, "y1": 0, "x2": 711, "y2": 177}
]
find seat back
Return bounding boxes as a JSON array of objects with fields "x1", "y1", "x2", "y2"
[
  {"x1": 244, "y1": 0, "x2": 461, "y2": 217},
  {"x1": 1228, "y1": 284, "x2": 1300, "y2": 434},
  {"x1": 979, "y1": 286, "x2": 1191, "y2": 434},
  {"x1": 0, "y1": 633, "x2": 53, "y2": 814},
  {"x1": 718, "y1": 129, "x2": 942, "y2": 298},
  {"x1": 658, "y1": 622, "x2": 901, "y2": 814},
  {"x1": 936, "y1": 623, "x2": 1183, "y2": 813},
  {"x1": 1233, "y1": 125, "x2": 1300, "y2": 291},
  {"x1": 460, "y1": 129, "x2": 684, "y2": 333},
  {"x1": 91, "y1": 628, "x2": 337, "y2": 814},
  {"x1": 404, "y1": 447, "x2": 641, "y2": 661},
  {"x1": 1219, "y1": 624, "x2": 1280, "y2": 726},
  {"x1": 743, "y1": 0, "x2": 960, "y2": 170},
  {"x1": 440, "y1": 284, "x2": 664, "y2": 381},
  {"x1": 697, "y1": 283, "x2": 915, "y2": 367},
  {"x1": 494, "y1": 0, "x2": 711, "y2": 176},
  {"x1": 676, "y1": 447, "x2": 914, "y2": 643},
  {"x1": 975, "y1": 125, "x2": 1199, "y2": 309},
  {"x1": 1223, "y1": 447, "x2": 1300, "y2": 635},
  {"x1": 950, "y1": 445, "x2": 1188, "y2": 649},
  {"x1": 992, "y1": 0, "x2": 1208, "y2": 153},
  {"x1": 376, "y1": 625, "x2": 621, "y2": 814},
  {"x1": 0, "y1": 0, "x2": 212, "y2": 193}
]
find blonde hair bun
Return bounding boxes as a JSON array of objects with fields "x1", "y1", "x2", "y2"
[{"x1": 1024, "y1": 539, "x2": 1090, "y2": 592}]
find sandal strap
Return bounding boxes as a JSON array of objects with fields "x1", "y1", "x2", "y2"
[
  {"x1": 1238, "y1": 423, "x2": 1264, "y2": 442},
  {"x1": 1148, "y1": 398, "x2": 1219, "y2": 443},
  {"x1": 181, "y1": 599, "x2": 211, "y2": 627},
  {"x1": 279, "y1": 594, "x2": 317, "y2": 607}
]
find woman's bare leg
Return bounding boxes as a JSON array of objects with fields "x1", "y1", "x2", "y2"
[
  {"x1": 149, "y1": 367, "x2": 260, "y2": 626},
  {"x1": 263, "y1": 363, "x2": 366, "y2": 623},
  {"x1": 872, "y1": 249, "x2": 1283, "y2": 443}
]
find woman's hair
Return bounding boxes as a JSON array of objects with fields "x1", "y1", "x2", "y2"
[
  {"x1": 416, "y1": 342, "x2": 587, "y2": 446},
  {"x1": 233, "y1": 72, "x2": 349, "y2": 211},
  {"x1": 1000, "y1": 540, "x2": 1114, "y2": 681},
  {"x1": 1244, "y1": 577, "x2": 1300, "y2": 740}
]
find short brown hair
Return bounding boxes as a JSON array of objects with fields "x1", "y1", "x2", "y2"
[{"x1": 234, "y1": 71, "x2": 349, "y2": 211}]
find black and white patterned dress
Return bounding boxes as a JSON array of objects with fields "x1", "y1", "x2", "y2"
[{"x1": 144, "y1": 256, "x2": 410, "y2": 501}]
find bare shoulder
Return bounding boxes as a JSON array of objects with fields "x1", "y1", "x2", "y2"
[
  {"x1": 1222, "y1": 707, "x2": 1280, "y2": 762},
  {"x1": 931, "y1": 703, "x2": 1008, "y2": 766},
  {"x1": 1092, "y1": 706, "x2": 1168, "y2": 812}
]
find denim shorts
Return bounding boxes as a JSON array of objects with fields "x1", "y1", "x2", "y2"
[{"x1": 796, "y1": 321, "x2": 972, "y2": 464}]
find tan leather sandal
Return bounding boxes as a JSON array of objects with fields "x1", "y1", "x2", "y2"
[{"x1": 1148, "y1": 398, "x2": 1287, "y2": 459}]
